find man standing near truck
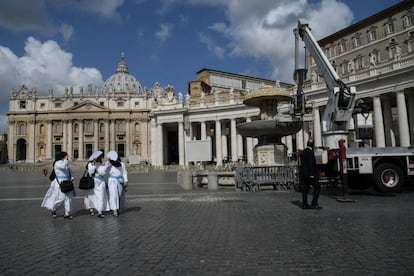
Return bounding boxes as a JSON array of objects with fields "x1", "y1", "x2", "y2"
[{"x1": 300, "y1": 139, "x2": 322, "y2": 210}]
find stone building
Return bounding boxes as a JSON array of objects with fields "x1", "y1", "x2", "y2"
[
  {"x1": 298, "y1": 0, "x2": 414, "y2": 150},
  {"x1": 7, "y1": 1, "x2": 414, "y2": 166},
  {"x1": 7, "y1": 56, "x2": 153, "y2": 164}
]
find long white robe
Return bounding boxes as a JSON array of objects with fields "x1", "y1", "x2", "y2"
[
  {"x1": 83, "y1": 162, "x2": 97, "y2": 210},
  {"x1": 105, "y1": 161, "x2": 128, "y2": 211},
  {"x1": 41, "y1": 159, "x2": 74, "y2": 214},
  {"x1": 90, "y1": 162, "x2": 110, "y2": 212}
]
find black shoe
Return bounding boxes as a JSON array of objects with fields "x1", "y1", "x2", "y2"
[
  {"x1": 311, "y1": 204, "x2": 323, "y2": 210},
  {"x1": 302, "y1": 204, "x2": 312, "y2": 210},
  {"x1": 51, "y1": 211, "x2": 57, "y2": 218},
  {"x1": 64, "y1": 214, "x2": 73, "y2": 219},
  {"x1": 98, "y1": 213, "x2": 105, "y2": 218}
]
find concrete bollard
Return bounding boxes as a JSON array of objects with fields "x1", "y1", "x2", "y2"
[
  {"x1": 179, "y1": 170, "x2": 193, "y2": 190},
  {"x1": 208, "y1": 171, "x2": 218, "y2": 191}
]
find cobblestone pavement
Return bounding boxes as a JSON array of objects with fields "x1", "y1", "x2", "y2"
[{"x1": 1, "y1": 170, "x2": 414, "y2": 275}]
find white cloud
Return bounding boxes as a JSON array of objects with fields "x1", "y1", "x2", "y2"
[
  {"x1": 191, "y1": 0, "x2": 353, "y2": 82},
  {"x1": 0, "y1": 37, "x2": 103, "y2": 131},
  {"x1": 0, "y1": 37, "x2": 103, "y2": 102},
  {"x1": 154, "y1": 23, "x2": 173, "y2": 44}
]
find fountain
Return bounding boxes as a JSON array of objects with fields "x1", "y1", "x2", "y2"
[{"x1": 238, "y1": 83, "x2": 302, "y2": 166}]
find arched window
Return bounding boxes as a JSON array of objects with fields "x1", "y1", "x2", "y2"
[
  {"x1": 135, "y1": 123, "x2": 140, "y2": 133},
  {"x1": 39, "y1": 124, "x2": 45, "y2": 134}
]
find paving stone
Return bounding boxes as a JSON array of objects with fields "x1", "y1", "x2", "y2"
[{"x1": 0, "y1": 171, "x2": 414, "y2": 275}]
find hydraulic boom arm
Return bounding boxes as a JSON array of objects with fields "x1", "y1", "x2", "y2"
[{"x1": 295, "y1": 19, "x2": 356, "y2": 149}]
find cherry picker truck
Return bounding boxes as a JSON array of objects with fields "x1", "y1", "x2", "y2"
[{"x1": 293, "y1": 19, "x2": 414, "y2": 194}]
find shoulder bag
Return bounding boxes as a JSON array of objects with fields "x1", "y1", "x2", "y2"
[{"x1": 79, "y1": 169, "x2": 95, "y2": 190}]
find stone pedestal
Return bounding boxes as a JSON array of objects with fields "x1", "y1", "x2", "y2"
[{"x1": 254, "y1": 143, "x2": 288, "y2": 166}]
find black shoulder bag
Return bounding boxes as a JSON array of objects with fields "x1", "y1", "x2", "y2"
[{"x1": 79, "y1": 168, "x2": 95, "y2": 190}]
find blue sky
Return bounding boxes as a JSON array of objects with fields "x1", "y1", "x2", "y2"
[{"x1": 0, "y1": 0, "x2": 402, "y2": 132}]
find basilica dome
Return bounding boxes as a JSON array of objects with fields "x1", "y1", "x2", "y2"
[{"x1": 102, "y1": 54, "x2": 144, "y2": 94}]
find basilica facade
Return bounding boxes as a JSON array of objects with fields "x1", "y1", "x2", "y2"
[{"x1": 6, "y1": 1, "x2": 414, "y2": 166}]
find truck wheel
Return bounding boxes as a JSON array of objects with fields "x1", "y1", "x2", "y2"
[{"x1": 373, "y1": 163, "x2": 404, "y2": 193}]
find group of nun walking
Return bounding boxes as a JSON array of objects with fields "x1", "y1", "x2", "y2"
[{"x1": 41, "y1": 150, "x2": 128, "y2": 219}]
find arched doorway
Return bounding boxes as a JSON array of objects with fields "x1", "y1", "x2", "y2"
[{"x1": 16, "y1": 139, "x2": 27, "y2": 161}]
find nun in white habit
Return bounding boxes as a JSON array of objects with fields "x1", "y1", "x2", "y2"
[
  {"x1": 105, "y1": 151, "x2": 128, "y2": 217},
  {"x1": 41, "y1": 151, "x2": 74, "y2": 219},
  {"x1": 86, "y1": 150, "x2": 109, "y2": 218}
]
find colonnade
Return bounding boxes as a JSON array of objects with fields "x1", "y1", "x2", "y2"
[{"x1": 151, "y1": 89, "x2": 413, "y2": 166}]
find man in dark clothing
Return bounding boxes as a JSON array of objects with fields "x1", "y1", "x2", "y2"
[{"x1": 299, "y1": 139, "x2": 322, "y2": 210}]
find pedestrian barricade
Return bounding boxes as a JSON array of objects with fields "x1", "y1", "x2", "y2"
[{"x1": 235, "y1": 166, "x2": 298, "y2": 192}]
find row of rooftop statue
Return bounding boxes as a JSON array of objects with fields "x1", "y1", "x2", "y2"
[{"x1": 41, "y1": 150, "x2": 128, "y2": 219}]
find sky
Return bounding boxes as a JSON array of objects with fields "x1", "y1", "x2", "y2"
[{"x1": 0, "y1": 0, "x2": 403, "y2": 133}]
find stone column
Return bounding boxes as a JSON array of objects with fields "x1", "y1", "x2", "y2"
[
  {"x1": 246, "y1": 118, "x2": 253, "y2": 164},
  {"x1": 396, "y1": 91, "x2": 410, "y2": 147},
  {"x1": 7, "y1": 120, "x2": 15, "y2": 163},
  {"x1": 373, "y1": 96, "x2": 385, "y2": 147},
  {"x1": 178, "y1": 121, "x2": 185, "y2": 166},
  {"x1": 150, "y1": 118, "x2": 157, "y2": 166},
  {"x1": 382, "y1": 98, "x2": 396, "y2": 146},
  {"x1": 78, "y1": 120, "x2": 84, "y2": 160},
  {"x1": 237, "y1": 132, "x2": 243, "y2": 161},
  {"x1": 68, "y1": 120, "x2": 73, "y2": 158},
  {"x1": 221, "y1": 122, "x2": 228, "y2": 161},
  {"x1": 125, "y1": 119, "x2": 130, "y2": 157},
  {"x1": 28, "y1": 120, "x2": 35, "y2": 162},
  {"x1": 94, "y1": 120, "x2": 99, "y2": 152},
  {"x1": 313, "y1": 107, "x2": 322, "y2": 147},
  {"x1": 110, "y1": 120, "x2": 116, "y2": 151},
  {"x1": 230, "y1": 118, "x2": 238, "y2": 162},
  {"x1": 215, "y1": 119, "x2": 222, "y2": 166},
  {"x1": 104, "y1": 120, "x2": 110, "y2": 155},
  {"x1": 201, "y1": 121, "x2": 207, "y2": 140},
  {"x1": 47, "y1": 121, "x2": 52, "y2": 159},
  {"x1": 62, "y1": 120, "x2": 67, "y2": 153},
  {"x1": 157, "y1": 122, "x2": 164, "y2": 166}
]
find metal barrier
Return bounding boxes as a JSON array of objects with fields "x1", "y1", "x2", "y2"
[{"x1": 235, "y1": 166, "x2": 298, "y2": 192}]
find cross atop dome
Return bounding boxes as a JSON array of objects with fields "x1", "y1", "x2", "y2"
[{"x1": 116, "y1": 52, "x2": 129, "y2": 74}]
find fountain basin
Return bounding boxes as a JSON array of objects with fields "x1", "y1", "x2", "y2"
[{"x1": 238, "y1": 120, "x2": 302, "y2": 138}]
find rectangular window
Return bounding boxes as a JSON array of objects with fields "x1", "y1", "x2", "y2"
[
  {"x1": 55, "y1": 102, "x2": 62, "y2": 108},
  {"x1": 117, "y1": 101, "x2": 124, "y2": 107},
  {"x1": 100, "y1": 102, "x2": 104, "y2": 106},
  {"x1": 339, "y1": 41, "x2": 347, "y2": 53},
  {"x1": 40, "y1": 103, "x2": 45, "y2": 109},
  {"x1": 368, "y1": 30, "x2": 377, "y2": 41},
  {"x1": 384, "y1": 23, "x2": 394, "y2": 35},
  {"x1": 329, "y1": 47, "x2": 335, "y2": 57},
  {"x1": 355, "y1": 56, "x2": 364, "y2": 69},
  {"x1": 403, "y1": 14, "x2": 414, "y2": 28},
  {"x1": 19, "y1": 101, "x2": 26, "y2": 109},
  {"x1": 408, "y1": 39, "x2": 414, "y2": 53},
  {"x1": 353, "y1": 36, "x2": 361, "y2": 47},
  {"x1": 341, "y1": 63, "x2": 348, "y2": 74}
]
